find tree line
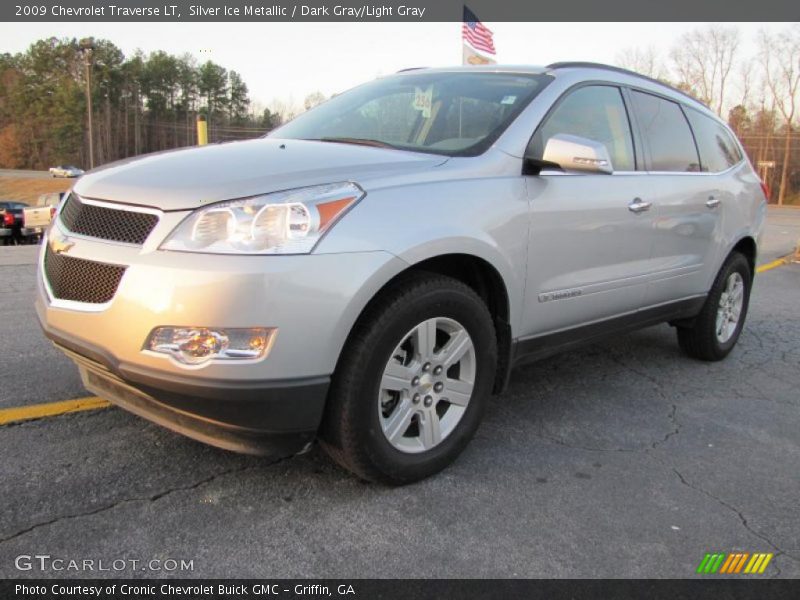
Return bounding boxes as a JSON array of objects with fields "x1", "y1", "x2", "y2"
[
  {"x1": 616, "y1": 24, "x2": 799, "y2": 205},
  {"x1": 1, "y1": 28, "x2": 797, "y2": 204},
  {"x1": 0, "y1": 37, "x2": 283, "y2": 171}
]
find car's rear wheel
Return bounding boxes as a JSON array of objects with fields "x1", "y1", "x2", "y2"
[
  {"x1": 319, "y1": 273, "x2": 497, "y2": 484},
  {"x1": 677, "y1": 252, "x2": 752, "y2": 361}
]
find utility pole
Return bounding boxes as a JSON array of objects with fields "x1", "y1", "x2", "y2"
[{"x1": 79, "y1": 38, "x2": 95, "y2": 169}]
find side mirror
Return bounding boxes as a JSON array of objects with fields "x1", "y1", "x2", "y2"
[{"x1": 528, "y1": 133, "x2": 614, "y2": 175}]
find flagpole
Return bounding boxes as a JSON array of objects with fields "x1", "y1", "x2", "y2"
[{"x1": 459, "y1": 7, "x2": 464, "y2": 138}]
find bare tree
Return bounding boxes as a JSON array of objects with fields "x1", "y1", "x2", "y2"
[
  {"x1": 736, "y1": 59, "x2": 755, "y2": 108},
  {"x1": 670, "y1": 25, "x2": 740, "y2": 115},
  {"x1": 615, "y1": 45, "x2": 667, "y2": 80},
  {"x1": 269, "y1": 97, "x2": 300, "y2": 124},
  {"x1": 304, "y1": 91, "x2": 326, "y2": 111},
  {"x1": 759, "y1": 25, "x2": 800, "y2": 205}
]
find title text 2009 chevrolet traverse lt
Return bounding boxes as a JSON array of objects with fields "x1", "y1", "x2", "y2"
[{"x1": 37, "y1": 63, "x2": 766, "y2": 484}]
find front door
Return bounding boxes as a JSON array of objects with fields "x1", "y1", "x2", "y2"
[{"x1": 522, "y1": 84, "x2": 656, "y2": 337}]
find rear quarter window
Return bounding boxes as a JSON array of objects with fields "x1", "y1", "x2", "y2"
[{"x1": 685, "y1": 109, "x2": 743, "y2": 172}]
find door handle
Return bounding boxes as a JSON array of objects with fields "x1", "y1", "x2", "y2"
[
  {"x1": 628, "y1": 198, "x2": 652, "y2": 213},
  {"x1": 706, "y1": 196, "x2": 721, "y2": 209}
]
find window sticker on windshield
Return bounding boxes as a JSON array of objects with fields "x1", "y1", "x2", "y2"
[
  {"x1": 501, "y1": 95, "x2": 517, "y2": 105},
  {"x1": 413, "y1": 85, "x2": 433, "y2": 118}
]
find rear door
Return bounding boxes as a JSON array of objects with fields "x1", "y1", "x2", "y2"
[
  {"x1": 627, "y1": 90, "x2": 724, "y2": 306},
  {"x1": 522, "y1": 84, "x2": 657, "y2": 337},
  {"x1": 683, "y1": 107, "x2": 747, "y2": 282}
]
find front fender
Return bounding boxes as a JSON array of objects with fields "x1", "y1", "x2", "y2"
[{"x1": 316, "y1": 177, "x2": 529, "y2": 333}]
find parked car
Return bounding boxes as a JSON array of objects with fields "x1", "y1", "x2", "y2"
[
  {"x1": 36, "y1": 63, "x2": 767, "y2": 484},
  {"x1": 1, "y1": 200, "x2": 48, "y2": 245},
  {"x1": 49, "y1": 165, "x2": 84, "y2": 178},
  {"x1": 37, "y1": 192, "x2": 66, "y2": 207}
]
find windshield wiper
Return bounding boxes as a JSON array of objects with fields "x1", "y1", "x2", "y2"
[{"x1": 313, "y1": 137, "x2": 399, "y2": 150}]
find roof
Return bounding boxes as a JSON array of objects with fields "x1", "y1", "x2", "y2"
[{"x1": 394, "y1": 62, "x2": 708, "y2": 110}]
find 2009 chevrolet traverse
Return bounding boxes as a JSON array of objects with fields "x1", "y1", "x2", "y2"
[{"x1": 37, "y1": 63, "x2": 766, "y2": 484}]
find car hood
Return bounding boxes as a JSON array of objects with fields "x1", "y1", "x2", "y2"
[{"x1": 73, "y1": 138, "x2": 448, "y2": 210}]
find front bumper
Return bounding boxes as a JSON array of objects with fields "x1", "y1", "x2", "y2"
[
  {"x1": 44, "y1": 329, "x2": 327, "y2": 456},
  {"x1": 36, "y1": 220, "x2": 407, "y2": 454},
  {"x1": 0, "y1": 227, "x2": 42, "y2": 238}
]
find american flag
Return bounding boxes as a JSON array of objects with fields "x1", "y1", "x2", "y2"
[{"x1": 462, "y1": 6, "x2": 496, "y2": 55}]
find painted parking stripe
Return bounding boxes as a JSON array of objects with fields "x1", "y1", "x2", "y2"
[
  {"x1": 756, "y1": 257, "x2": 793, "y2": 273},
  {"x1": 0, "y1": 396, "x2": 110, "y2": 425}
]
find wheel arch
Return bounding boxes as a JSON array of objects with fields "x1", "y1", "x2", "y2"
[
  {"x1": 731, "y1": 236, "x2": 757, "y2": 275},
  {"x1": 335, "y1": 252, "x2": 515, "y2": 395}
]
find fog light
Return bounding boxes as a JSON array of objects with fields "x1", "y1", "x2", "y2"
[{"x1": 146, "y1": 327, "x2": 275, "y2": 365}]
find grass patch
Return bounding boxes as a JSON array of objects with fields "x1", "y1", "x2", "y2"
[{"x1": 0, "y1": 176, "x2": 73, "y2": 205}]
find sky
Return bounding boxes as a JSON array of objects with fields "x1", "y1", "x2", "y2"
[{"x1": 0, "y1": 22, "x2": 787, "y2": 112}]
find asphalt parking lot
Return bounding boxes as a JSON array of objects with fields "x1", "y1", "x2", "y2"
[{"x1": 0, "y1": 210, "x2": 798, "y2": 579}]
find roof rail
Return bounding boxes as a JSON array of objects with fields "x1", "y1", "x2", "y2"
[
  {"x1": 546, "y1": 61, "x2": 707, "y2": 108},
  {"x1": 396, "y1": 67, "x2": 428, "y2": 73}
]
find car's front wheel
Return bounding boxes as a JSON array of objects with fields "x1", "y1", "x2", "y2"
[
  {"x1": 319, "y1": 273, "x2": 497, "y2": 484},
  {"x1": 677, "y1": 251, "x2": 752, "y2": 361}
]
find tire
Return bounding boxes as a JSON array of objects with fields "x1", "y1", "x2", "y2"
[
  {"x1": 319, "y1": 272, "x2": 497, "y2": 485},
  {"x1": 677, "y1": 252, "x2": 752, "y2": 361}
]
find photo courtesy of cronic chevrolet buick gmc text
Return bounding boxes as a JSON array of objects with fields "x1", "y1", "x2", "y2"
[{"x1": 37, "y1": 63, "x2": 766, "y2": 484}]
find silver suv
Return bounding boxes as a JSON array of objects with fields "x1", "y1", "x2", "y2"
[{"x1": 37, "y1": 63, "x2": 766, "y2": 484}]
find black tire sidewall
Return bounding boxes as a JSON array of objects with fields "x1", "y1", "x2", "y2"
[
  {"x1": 708, "y1": 253, "x2": 752, "y2": 355},
  {"x1": 345, "y1": 282, "x2": 496, "y2": 482}
]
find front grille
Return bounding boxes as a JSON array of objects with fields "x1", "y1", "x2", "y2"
[
  {"x1": 59, "y1": 195, "x2": 158, "y2": 245},
  {"x1": 44, "y1": 246, "x2": 126, "y2": 304}
]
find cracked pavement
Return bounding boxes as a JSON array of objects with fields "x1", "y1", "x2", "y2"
[{"x1": 0, "y1": 248, "x2": 798, "y2": 578}]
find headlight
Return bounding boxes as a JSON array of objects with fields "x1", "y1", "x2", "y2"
[{"x1": 161, "y1": 182, "x2": 364, "y2": 254}]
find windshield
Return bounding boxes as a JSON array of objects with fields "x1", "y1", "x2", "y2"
[{"x1": 270, "y1": 71, "x2": 551, "y2": 156}]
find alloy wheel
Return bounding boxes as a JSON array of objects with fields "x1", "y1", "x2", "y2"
[
  {"x1": 378, "y1": 317, "x2": 476, "y2": 453},
  {"x1": 716, "y1": 272, "x2": 745, "y2": 343}
]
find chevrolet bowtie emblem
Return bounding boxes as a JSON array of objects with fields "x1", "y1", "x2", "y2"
[{"x1": 50, "y1": 234, "x2": 74, "y2": 255}]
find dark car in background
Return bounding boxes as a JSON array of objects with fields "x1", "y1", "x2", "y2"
[{"x1": 0, "y1": 201, "x2": 48, "y2": 245}]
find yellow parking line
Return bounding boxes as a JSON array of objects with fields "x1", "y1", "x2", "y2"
[
  {"x1": 0, "y1": 396, "x2": 110, "y2": 425},
  {"x1": 756, "y1": 257, "x2": 791, "y2": 274}
]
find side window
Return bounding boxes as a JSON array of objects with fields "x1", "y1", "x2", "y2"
[
  {"x1": 529, "y1": 85, "x2": 636, "y2": 172},
  {"x1": 630, "y1": 91, "x2": 700, "y2": 172},
  {"x1": 685, "y1": 109, "x2": 743, "y2": 172}
]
